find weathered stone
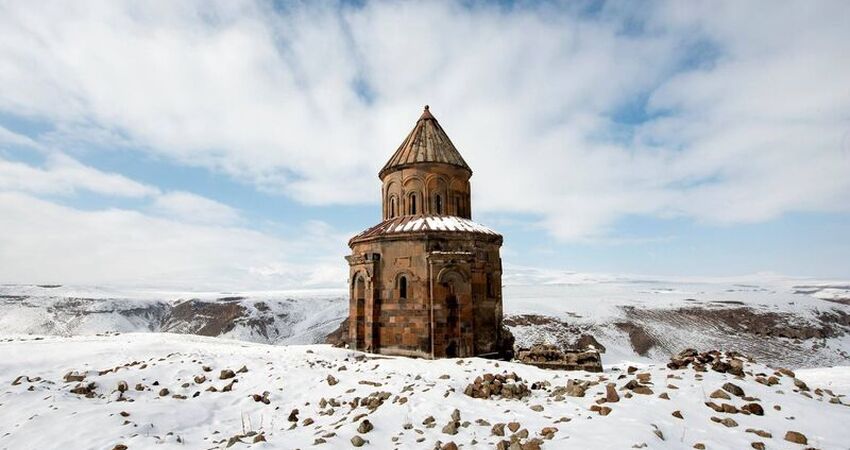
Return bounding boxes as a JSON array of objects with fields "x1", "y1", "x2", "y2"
[
  {"x1": 722, "y1": 382, "x2": 745, "y2": 397},
  {"x1": 358, "y1": 419, "x2": 373, "y2": 434},
  {"x1": 784, "y1": 431, "x2": 807, "y2": 445},
  {"x1": 219, "y1": 369, "x2": 235, "y2": 380},
  {"x1": 710, "y1": 389, "x2": 731, "y2": 400},
  {"x1": 516, "y1": 344, "x2": 603, "y2": 372},
  {"x1": 606, "y1": 383, "x2": 620, "y2": 403}
]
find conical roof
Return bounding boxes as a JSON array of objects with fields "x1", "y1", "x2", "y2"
[{"x1": 379, "y1": 105, "x2": 471, "y2": 178}]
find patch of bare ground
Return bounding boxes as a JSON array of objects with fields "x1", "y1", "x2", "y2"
[
  {"x1": 617, "y1": 305, "x2": 850, "y2": 368},
  {"x1": 613, "y1": 321, "x2": 658, "y2": 356},
  {"x1": 161, "y1": 299, "x2": 247, "y2": 336}
]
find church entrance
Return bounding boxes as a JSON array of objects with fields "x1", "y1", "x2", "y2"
[
  {"x1": 355, "y1": 277, "x2": 366, "y2": 350},
  {"x1": 445, "y1": 294, "x2": 459, "y2": 357}
]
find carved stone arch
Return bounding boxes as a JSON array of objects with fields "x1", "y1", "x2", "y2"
[
  {"x1": 426, "y1": 175, "x2": 448, "y2": 215},
  {"x1": 448, "y1": 178, "x2": 467, "y2": 216},
  {"x1": 384, "y1": 180, "x2": 401, "y2": 219},
  {"x1": 393, "y1": 269, "x2": 416, "y2": 301},
  {"x1": 402, "y1": 176, "x2": 424, "y2": 215},
  {"x1": 436, "y1": 266, "x2": 470, "y2": 286}
]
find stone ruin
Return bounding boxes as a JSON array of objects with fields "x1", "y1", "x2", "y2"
[{"x1": 515, "y1": 343, "x2": 603, "y2": 372}]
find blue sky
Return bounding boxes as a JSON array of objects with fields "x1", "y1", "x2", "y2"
[{"x1": 0, "y1": 1, "x2": 848, "y2": 288}]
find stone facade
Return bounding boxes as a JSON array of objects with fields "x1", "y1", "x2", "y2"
[{"x1": 346, "y1": 106, "x2": 508, "y2": 359}]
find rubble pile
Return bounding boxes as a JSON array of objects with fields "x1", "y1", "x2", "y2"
[{"x1": 516, "y1": 343, "x2": 602, "y2": 372}]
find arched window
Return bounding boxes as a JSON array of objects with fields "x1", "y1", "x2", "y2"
[
  {"x1": 399, "y1": 275, "x2": 407, "y2": 299},
  {"x1": 390, "y1": 197, "x2": 396, "y2": 218},
  {"x1": 435, "y1": 194, "x2": 442, "y2": 215},
  {"x1": 410, "y1": 193, "x2": 417, "y2": 215},
  {"x1": 454, "y1": 196, "x2": 461, "y2": 216}
]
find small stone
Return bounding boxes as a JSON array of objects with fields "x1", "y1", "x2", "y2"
[
  {"x1": 507, "y1": 422, "x2": 520, "y2": 433},
  {"x1": 606, "y1": 383, "x2": 620, "y2": 403},
  {"x1": 442, "y1": 421, "x2": 458, "y2": 435},
  {"x1": 746, "y1": 428, "x2": 772, "y2": 438},
  {"x1": 350, "y1": 435, "x2": 366, "y2": 447},
  {"x1": 219, "y1": 369, "x2": 235, "y2": 380},
  {"x1": 722, "y1": 382, "x2": 745, "y2": 397},
  {"x1": 441, "y1": 442, "x2": 458, "y2": 450},
  {"x1": 693, "y1": 444, "x2": 705, "y2": 449},
  {"x1": 540, "y1": 427, "x2": 558, "y2": 439},
  {"x1": 741, "y1": 403, "x2": 764, "y2": 416},
  {"x1": 784, "y1": 431, "x2": 807, "y2": 445},
  {"x1": 288, "y1": 409, "x2": 299, "y2": 422},
  {"x1": 672, "y1": 410, "x2": 683, "y2": 419},
  {"x1": 492, "y1": 423, "x2": 506, "y2": 436},
  {"x1": 710, "y1": 389, "x2": 731, "y2": 400},
  {"x1": 358, "y1": 419, "x2": 374, "y2": 434},
  {"x1": 720, "y1": 418, "x2": 738, "y2": 428},
  {"x1": 529, "y1": 404, "x2": 544, "y2": 412},
  {"x1": 326, "y1": 375, "x2": 338, "y2": 386},
  {"x1": 751, "y1": 443, "x2": 765, "y2": 450},
  {"x1": 117, "y1": 381, "x2": 128, "y2": 392},
  {"x1": 194, "y1": 375, "x2": 206, "y2": 384},
  {"x1": 158, "y1": 388, "x2": 169, "y2": 397}
]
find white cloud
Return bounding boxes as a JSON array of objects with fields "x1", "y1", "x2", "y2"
[
  {"x1": 0, "y1": 0, "x2": 847, "y2": 243},
  {"x1": 0, "y1": 152, "x2": 158, "y2": 198},
  {"x1": 0, "y1": 192, "x2": 347, "y2": 289},
  {"x1": 150, "y1": 191, "x2": 240, "y2": 225}
]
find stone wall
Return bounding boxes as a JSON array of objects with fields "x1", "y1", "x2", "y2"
[{"x1": 347, "y1": 232, "x2": 504, "y2": 358}]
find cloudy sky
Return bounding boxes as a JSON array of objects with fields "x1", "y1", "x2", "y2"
[{"x1": 1, "y1": 0, "x2": 849, "y2": 289}]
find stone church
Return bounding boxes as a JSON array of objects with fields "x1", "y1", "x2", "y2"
[{"x1": 346, "y1": 106, "x2": 511, "y2": 359}]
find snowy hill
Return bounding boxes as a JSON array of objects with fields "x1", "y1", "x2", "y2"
[
  {"x1": 1, "y1": 333, "x2": 848, "y2": 449},
  {"x1": 0, "y1": 285, "x2": 347, "y2": 345},
  {"x1": 3, "y1": 271, "x2": 849, "y2": 369}
]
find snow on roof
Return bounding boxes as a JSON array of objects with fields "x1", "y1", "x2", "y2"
[{"x1": 351, "y1": 215, "x2": 500, "y2": 243}]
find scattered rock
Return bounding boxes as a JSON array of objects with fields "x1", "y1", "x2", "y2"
[
  {"x1": 784, "y1": 431, "x2": 807, "y2": 445},
  {"x1": 722, "y1": 382, "x2": 745, "y2": 397},
  {"x1": 741, "y1": 403, "x2": 764, "y2": 416},
  {"x1": 710, "y1": 389, "x2": 731, "y2": 400},
  {"x1": 605, "y1": 383, "x2": 620, "y2": 403},
  {"x1": 358, "y1": 419, "x2": 373, "y2": 434},
  {"x1": 672, "y1": 410, "x2": 683, "y2": 419},
  {"x1": 491, "y1": 423, "x2": 506, "y2": 436},
  {"x1": 219, "y1": 369, "x2": 235, "y2": 380},
  {"x1": 287, "y1": 409, "x2": 299, "y2": 422},
  {"x1": 350, "y1": 435, "x2": 367, "y2": 447}
]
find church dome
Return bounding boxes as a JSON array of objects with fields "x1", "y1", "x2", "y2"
[{"x1": 379, "y1": 106, "x2": 472, "y2": 179}]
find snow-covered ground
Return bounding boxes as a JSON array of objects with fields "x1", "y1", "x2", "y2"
[{"x1": 1, "y1": 333, "x2": 848, "y2": 449}]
